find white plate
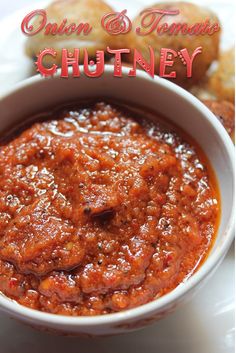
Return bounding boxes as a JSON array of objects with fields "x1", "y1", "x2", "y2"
[{"x1": 0, "y1": 1, "x2": 234, "y2": 352}]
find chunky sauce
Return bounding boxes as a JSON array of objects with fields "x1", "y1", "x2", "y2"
[{"x1": 0, "y1": 102, "x2": 219, "y2": 315}]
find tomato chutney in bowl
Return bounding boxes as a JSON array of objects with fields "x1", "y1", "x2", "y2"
[
  {"x1": 0, "y1": 67, "x2": 234, "y2": 335},
  {"x1": 0, "y1": 100, "x2": 220, "y2": 316}
]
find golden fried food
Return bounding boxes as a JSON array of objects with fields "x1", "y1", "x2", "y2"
[
  {"x1": 25, "y1": 0, "x2": 114, "y2": 65},
  {"x1": 202, "y1": 100, "x2": 235, "y2": 140},
  {"x1": 208, "y1": 48, "x2": 235, "y2": 103},
  {"x1": 190, "y1": 84, "x2": 216, "y2": 101},
  {"x1": 190, "y1": 76, "x2": 217, "y2": 101},
  {"x1": 125, "y1": 1, "x2": 221, "y2": 87}
]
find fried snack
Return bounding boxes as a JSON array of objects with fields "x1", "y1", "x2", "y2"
[
  {"x1": 190, "y1": 77, "x2": 217, "y2": 101},
  {"x1": 202, "y1": 100, "x2": 235, "y2": 141},
  {"x1": 208, "y1": 48, "x2": 235, "y2": 103},
  {"x1": 25, "y1": 0, "x2": 114, "y2": 65},
  {"x1": 125, "y1": 1, "x2": 221, "y2": 87},
  {"x1": 190, "y1": 85, "x2": 216, "y2": 101}
]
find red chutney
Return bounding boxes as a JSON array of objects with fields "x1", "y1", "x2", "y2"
[{"x1": 0, "y1": 102, "x2": 219, "y2": 316}]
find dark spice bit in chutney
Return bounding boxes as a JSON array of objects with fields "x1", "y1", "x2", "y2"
[{"x1": 0, "y1": 102, "x2": 219, "y2": 316}]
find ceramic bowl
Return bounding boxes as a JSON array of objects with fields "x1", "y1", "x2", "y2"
[{"x1": 0, "y1": 66, "x2": 234, "y2": 336}]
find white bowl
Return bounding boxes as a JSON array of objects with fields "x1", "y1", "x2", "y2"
[{"x1": 0, "y1": 66, "x2": 234, "y2": 336}]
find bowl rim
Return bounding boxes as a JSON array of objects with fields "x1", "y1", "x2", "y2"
[{"x1": 0, "y1": 66, "x2": 234, "y2": 327}]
